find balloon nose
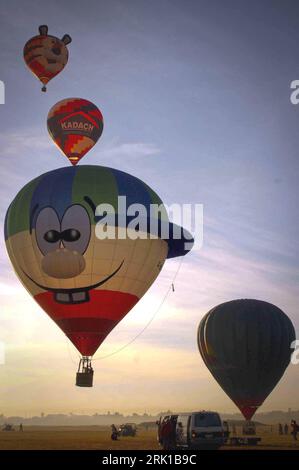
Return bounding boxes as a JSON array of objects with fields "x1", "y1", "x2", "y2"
[
  {"x1": 52, "y1": 47, "x2": 61, "y2": 55},
  {"x1": 41, "y1": 248, "x2": 86, "y2": 279}
]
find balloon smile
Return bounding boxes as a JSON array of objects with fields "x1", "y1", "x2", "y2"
[{"x1": 21, "y1": 260, "x2": 124, "y2": 304}]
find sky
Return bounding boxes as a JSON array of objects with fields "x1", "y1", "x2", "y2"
[{"x1": 0, "y1": 0, "x2": 299, "y2": 416}]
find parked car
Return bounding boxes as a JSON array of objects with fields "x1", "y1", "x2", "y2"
[
  {"x1": 118, "y1": 423, "x2": 137, "y2": 437},
  {"x1": 175, "y1": 411, "x2": 225, "y2": 449},
  {"x1": 242, "y1": 421, "x2": 256, "y2": 435},
  {"x1": 2, "y1": 424, "x2": 15, "y2": 431}
]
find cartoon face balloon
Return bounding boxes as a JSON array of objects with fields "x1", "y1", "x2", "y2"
[
  {"x1": 23, "y1": 25, "x2": 72, "y2": 92},
  {"x1": 47, "y1": 98, "x2": 103, "y2": 165},
  {"x1": 5, "y1": 166, "x2": 193, "y2": 357}
]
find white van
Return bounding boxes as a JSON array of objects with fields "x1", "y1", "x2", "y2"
[{"x1": 175, "y1": 411, "x2": 224, "y2": 449}]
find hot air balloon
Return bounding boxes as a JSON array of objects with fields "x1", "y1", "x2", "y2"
[
  {"x1": 47, "y1": 98, "x2": 104, "y2": 165},
  {"x1": 197, "y1": 299, "x2": 296, "y2": 421},
  {"x1": 24, "y1": 25, "x2": 72, "y2": 92},
  {"x1": 5, "y1": 165, "x2": 193, "y2": 387}
]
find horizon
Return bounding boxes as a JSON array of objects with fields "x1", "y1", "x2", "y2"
[{"x1": 2, "y1": 408, "x2": 299, "y2": 418}]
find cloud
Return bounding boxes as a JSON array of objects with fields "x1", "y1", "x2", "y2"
[
  {"x1": 0, "y1": 130, "x2": 160, "y2": 161},
  {"x1": 0, "y1": 129, "x2": 57, "y2": 214},
  {"x1": 0, "y1": 130, "x2": 163, "y2": 237},
  {"x1": 96, "y1": 139, "x2": 161, "y2": 169},
  {"x1": 0, "y1": 130, "x2": 52, "y2": 156}
]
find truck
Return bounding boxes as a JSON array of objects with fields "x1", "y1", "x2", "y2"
[{"x1": 174, "y1": 411, "x2": 225, "y2": 450}]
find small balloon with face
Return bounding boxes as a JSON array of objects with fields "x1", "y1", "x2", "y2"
[{"x1": 23, "y1": 25, "x2": 72, "y2": 92}]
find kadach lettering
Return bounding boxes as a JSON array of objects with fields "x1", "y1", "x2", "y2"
[{"x1": 61, "y1": 121, "x2": 94, "y2": 132}]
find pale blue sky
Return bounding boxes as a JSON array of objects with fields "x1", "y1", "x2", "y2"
[{"x1": 0, "y1": 0, "x2": 298, "y2": 415}]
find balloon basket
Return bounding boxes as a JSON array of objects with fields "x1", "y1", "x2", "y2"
[{"x1": 76, "y1": 357, "x2": 94, "y2": 387}]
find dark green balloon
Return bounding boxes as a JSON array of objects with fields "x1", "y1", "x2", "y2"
[{"x1": 197, "y1": 299, "x2": 296, "y2": 420}]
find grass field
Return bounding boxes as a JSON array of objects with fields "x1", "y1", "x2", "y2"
[{"x1": 1, "y1": 426, "x2": 299, "y2": 450}]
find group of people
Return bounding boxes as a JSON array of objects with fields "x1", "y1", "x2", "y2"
[
  {"x1": 157, "y1": 416, "x2": 177, "y2": 450},
  {"x1": 278, "y1": 423, "x2": 289, "y2": 435},
  {"x1": 278, "y1": 420, "x2": 298, "y2": 440}
]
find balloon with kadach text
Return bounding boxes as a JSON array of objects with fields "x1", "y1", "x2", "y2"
[{"x1": 47, "y1": 98, "x2": 104, "y2": 165}]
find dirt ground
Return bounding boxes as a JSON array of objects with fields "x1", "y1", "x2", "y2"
[{"x1": 0, "y1": 426, "x2": 299, "y2": 450}]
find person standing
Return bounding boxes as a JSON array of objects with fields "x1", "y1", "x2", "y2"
[
  {"x1": 161, "y1": 417, "x2": 173, "y2": 450},
  {"x1": 169, "y1": 416, "x2": 177, "y2": 449},
  {"x1": 291, "y1": 420, "x2": 298, "y2": 441},
  {"x1": 111, "y1": 424, "x2": 118, "y2": 441},
  {"x1": 278, "y1": 423, "x2": 283, "y2": 435},
  {"x1": 284, "y1": 423, "x2": 288, "y2": 435}
]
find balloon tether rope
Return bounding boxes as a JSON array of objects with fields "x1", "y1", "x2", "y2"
[{"x1": 92, "y1": 257, "x2": 184, "y2": 361}]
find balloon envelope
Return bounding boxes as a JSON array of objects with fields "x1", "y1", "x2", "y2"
[
  {"x1": 197, "y1": 299, "x2": 296, "y2": 420},
  {"x1": 47, "y1": 98, "x2": 104, "y2": 165},
  {"x1": 5, "y1": 165, "x2": 192, "y2": 356},
  {"x1": 24, "y1": 26, "x2": 71, "y2": 90}
]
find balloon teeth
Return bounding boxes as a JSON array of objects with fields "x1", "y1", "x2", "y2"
[{"x1": 55, "y1": 290, "x2": 89, "y2": 304}]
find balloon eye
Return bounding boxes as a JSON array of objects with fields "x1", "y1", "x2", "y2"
[
  {"x1": 44, "y1": 230, "x2": 60, "y2": 243},
  {"x1": 62, "y1": 229, "x2": 81, "y2": 242},
  {"x1": 52, "y1": 47, "x2": 61, "y2": 55}
]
